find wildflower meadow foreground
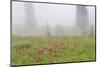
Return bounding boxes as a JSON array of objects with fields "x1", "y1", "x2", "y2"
[{"x1": 12, "y1": 36, "x2": 95, "y2": 65}]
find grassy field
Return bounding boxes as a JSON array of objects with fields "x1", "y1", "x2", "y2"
[{"x1": 12, "y1": 36, "x2": 96, "y2": 65}]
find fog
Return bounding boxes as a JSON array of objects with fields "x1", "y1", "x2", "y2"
[{"x1": 12, "y1": 2, "x2": 95, "y2": 36}]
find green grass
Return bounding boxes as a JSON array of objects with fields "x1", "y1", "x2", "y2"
[{"x1": 12, "y1": 36, "x2": 96, "y2": 65}]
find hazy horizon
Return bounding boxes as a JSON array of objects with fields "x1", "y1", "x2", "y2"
[{"x1": 12, "y1": 2, "x2": 95, "y2": 36}]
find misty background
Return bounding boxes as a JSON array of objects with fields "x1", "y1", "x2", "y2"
[{"x1": 12, "y1": 2, "x2": 95, "y2": 36}]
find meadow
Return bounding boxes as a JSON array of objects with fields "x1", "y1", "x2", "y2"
[{"x1": 12, "y1": 36, "x2": 96, "y2": 65}]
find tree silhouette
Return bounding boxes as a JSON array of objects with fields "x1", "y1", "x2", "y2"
[
  {"x1": 24, "y1": 3, "x2": 37, "y2": 28},
  {"x1": 90, "y1": 25, "x2": 94, "y2": 37},
  {"x1": 24, "y1": 2, "x2": 37, "y2": 35},
  {"x1": 76, "y1": 6, "x2": 89, "y2": 35},
  {"x1": 55, "y1": 24, "x2": 64, "y2": 36},
  {"x1": 46, "y1": 22, "x2": 51, "y2": 36}
]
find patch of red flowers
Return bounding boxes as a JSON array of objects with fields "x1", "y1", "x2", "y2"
[{"x1": 35, "y1": 48, "x2": 46, "y2": 54}]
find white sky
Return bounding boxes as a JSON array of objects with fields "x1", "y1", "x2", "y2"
[{"x1": 12, "y1": 2, "x2": 95, "y2": 26}]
